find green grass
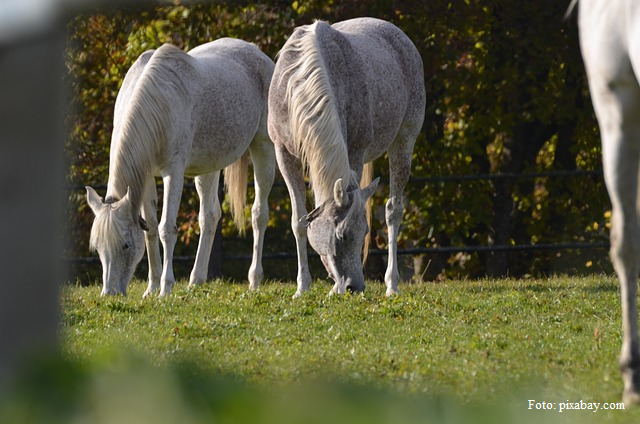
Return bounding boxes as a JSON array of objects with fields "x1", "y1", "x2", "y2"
[{"x1": 4, "y1": 276, "x2": 640, "y2": 423}]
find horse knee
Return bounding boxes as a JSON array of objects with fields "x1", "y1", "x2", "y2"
[
  {"x1": 144, "y1": 220, "x2": 159, "y2": 239},
  {"x1": 292, "y1": 216, "x2": 307, "y2": 240},
  {"x1": 199, "y1": 207, "x2": 221, "y2": 236},
  {"x1": 610, "y1": 214, "x2": 640, "y2": 265},
  {"x1": 385, "y1": 197, "x2": 404, "y2": 225},
  {"x1": 159, "y1": 223, "x2": 178, "y2": 243},
  {"x1": 252, "y1": 202, "x2": 268, "y2": 229}
]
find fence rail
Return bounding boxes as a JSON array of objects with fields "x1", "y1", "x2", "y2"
[
  {"x1": 64, "y1": 241, "x2": 610, "y2": 265},
  {"x1": 64, "y1": 169, "x2": 604, "y2": 192},
  {"x1": 65, "y1": 168, "x2": 608, "y2": 267}
]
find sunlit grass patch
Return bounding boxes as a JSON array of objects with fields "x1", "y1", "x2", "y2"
[{"x1": 8, "y1": 275, "x2": 634, "y2": 423}]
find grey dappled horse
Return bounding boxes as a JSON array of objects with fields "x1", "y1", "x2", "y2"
[
  {"x1": 86, "y1": 39, "x2": 275, "y2": 297},
  {"x1": 577, "y1": 0, "x2": 640, "y2": 405},
  {"x1": 268, "y1": 18, "x2": 425, "y2": 297}
]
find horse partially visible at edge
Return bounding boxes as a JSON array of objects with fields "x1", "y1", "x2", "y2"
[
  {"x1": 577, "y1": 0, "x2": 640, "y2": 405},
  {"x1": 268, "y1": 18, "x2": 425, "y2": 297},
  {"x1": 86, "y1": 39, "x2": 275, "y2": 297}
]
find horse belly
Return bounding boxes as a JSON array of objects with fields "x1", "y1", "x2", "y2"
[
  {"x1": 183, "y1": 136, "x2": 249, "y2": 176},
  {"x1": 184, "y1": 74, "x2": 263, "y2": 177}
]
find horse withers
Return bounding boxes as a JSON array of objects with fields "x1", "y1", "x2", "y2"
[
  {"x1": 577, "y1": 0, "x2": 640, "y2": 405},
  {"x1": 86, "y1": 39, "x2": 275, "y2": 296},
  {"x1": 268, "y1": 18, "x2": 425, "y2": 297}
]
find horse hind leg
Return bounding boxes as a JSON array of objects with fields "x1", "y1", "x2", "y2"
[
  {"x1": 595, "y1": 74, "x2": 640, "y2": 405},
  {"x1": 188, "y1": 171, "x2": 221, "y2": 287},
  {"x1": 247, "y1": 132, "x2": 276, "y2": 290},
  {"x1": 384, "y1": 128, "x2": 417, "y2": 296},
  {"x1": 607, "y1": 141, "x2": 640, "y2": 406}
]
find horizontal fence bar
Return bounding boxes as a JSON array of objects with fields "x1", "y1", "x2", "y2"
[
  {"x1": 63, "y1": 241, "x2": 610, "y2": 264},
  {"x1": 64, "y1": 169, "x2": 604, "y2": 192},
  {"x1": 64, "y1": 169, "x2": 607, "y2": 266},
  {"x1": 409, "y1": 170, "x2": 603, "y2": 183}
]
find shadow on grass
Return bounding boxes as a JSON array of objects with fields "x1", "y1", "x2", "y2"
[{"x1": 456, "y1": 276, "x2": 619, "y2": 296}]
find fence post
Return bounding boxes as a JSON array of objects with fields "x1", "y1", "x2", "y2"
[{"x1": 0, "y1": 26, "x2": 64, "y2": 381}]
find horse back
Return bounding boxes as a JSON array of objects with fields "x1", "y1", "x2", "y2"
[
  {"x1": 189, "y1": 39, "x2": 274, "y2": 101},
  {"x1": 185, "y1": 39, "x2": 274, "y2": 174},
  {"x1": 321, "y1": 18, "x2": 425, "y2": 163}
]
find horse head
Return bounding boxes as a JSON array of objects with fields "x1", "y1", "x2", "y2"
[
  {"x1": 301, "y1": 176, "x2": 379, "y2": 294},
  {"x1": 86, "y1": 186, "x2": 148, "y2": 295}
]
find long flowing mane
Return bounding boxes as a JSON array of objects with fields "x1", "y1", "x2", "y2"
[
  {"x1": 279, "y1": 21, "x2": 351, "y2": 202},
  {"x1": 108, "y1": 44, "x2": 191, "y2": 211}
]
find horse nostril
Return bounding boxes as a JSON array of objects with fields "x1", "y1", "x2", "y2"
[{"x1": 346, "y1": 283, "x2": 365, "y2": 293}]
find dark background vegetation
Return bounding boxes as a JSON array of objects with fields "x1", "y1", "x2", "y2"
[{"x1": 64, "y1": 0, "x2": 610, "y2": 284}]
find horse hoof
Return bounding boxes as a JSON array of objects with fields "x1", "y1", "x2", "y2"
[
  {"x1": 187, "y1": 281, "x2": 204, "y2": 290},
  {"x1": 292, "y1": 290, "x2": 303, "y2": 299},
  {"x1": 188, "y1": 277, "x2": 206, "y2": 287},
  {"x1": 248, "y1": 269, "x2": 263, "y2": 289},
  {"x1": 385, "y1": 288, "x2": 399, "y2": 297}
]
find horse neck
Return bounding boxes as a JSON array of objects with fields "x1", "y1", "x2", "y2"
[
  {"x1": 105, "y1": 57, "x2": 179, "y2": 213},
  {"x1": 105, "y1": 128, "x2": 152, "y2": 214},
  {"x1": 285, "y1": 21, "x2": 352, "y2": 204}
]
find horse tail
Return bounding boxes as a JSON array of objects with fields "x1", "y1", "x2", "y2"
[
  {"x1": 282, "y1": 20, "x2": 351, "y2": 201},
  {"x1": 564, "y1": 0, "x2": 578, "y2": 20},
  {"x1": 361, "y1": 161, "x2": 374, "y2": 266},
  {"x1": 223, "y1": 151, "x2": 249, "y2": 236}
]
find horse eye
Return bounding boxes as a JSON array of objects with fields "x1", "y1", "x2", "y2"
[{"x1": 123, "y1": 243, "x2": 130, "y2": 250}]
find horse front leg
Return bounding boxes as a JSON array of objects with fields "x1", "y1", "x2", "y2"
[
  {"x1": 248, "y1": 134, "x2": 275, "y2": 290},
  {"x1": 188, "y1": 171, "x2": 221, "y2": 287},
  {"x1": 141, "y1": 177, "x2": 162, "y2": 298},
  {"x1": 275, "y1": 145, "x2": 312, "y2": 297},
  {"x1": 159, "y1": 171, "x2": 185, "y2": 297}
]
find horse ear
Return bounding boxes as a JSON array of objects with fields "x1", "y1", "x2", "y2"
[
  {"x1": 333, "y1": 178, "x2": 349, "y2": 207},
  {"x1": 361, "y1": 177, "x2": 380, "y2": 201},
  {"x1": 85, "y1": 186, "x2": 103, "y2": 215},
  {"x1": 336, "y1": 188, "x2": 363, "y2": 240},
  {"x1": 112, "y1": 187, "x2": 132, "y2": 209}
]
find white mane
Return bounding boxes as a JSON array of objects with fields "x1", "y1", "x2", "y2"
[
  {"x1": 89, "y1": 203, "x2": 128, "y2": 253},
  {"x1": 108, "y1": 44, "x2": 190, "y2": 211},
  {"x1": 280, "y1": 21, "x2": 351, "y2": 203}
]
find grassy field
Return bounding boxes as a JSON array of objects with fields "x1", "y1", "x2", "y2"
[{"x1": 4, "y1": 275, "x2": 640, "y2": 423}]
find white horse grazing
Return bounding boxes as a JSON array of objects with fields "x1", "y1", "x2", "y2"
[
  {"x1": 268, "y1": 18, "x2": 425, "y2": 297},
  {"x1": 577, "y1": 0, "x2": 640, "y2": 405},
  {"x1": 86, "y1": 39, "x2": 275, "y2": 297}
]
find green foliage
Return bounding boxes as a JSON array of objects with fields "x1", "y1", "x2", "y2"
[
  {"x1": 65, "y1": 1, "x2": 608, "y2": 282},
  {"x1": 28, "y1": 277, "x2": 635, "y2": 423},
  {"x1": 368, "y1": 1, "x2": 607, "y2": 279}
]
